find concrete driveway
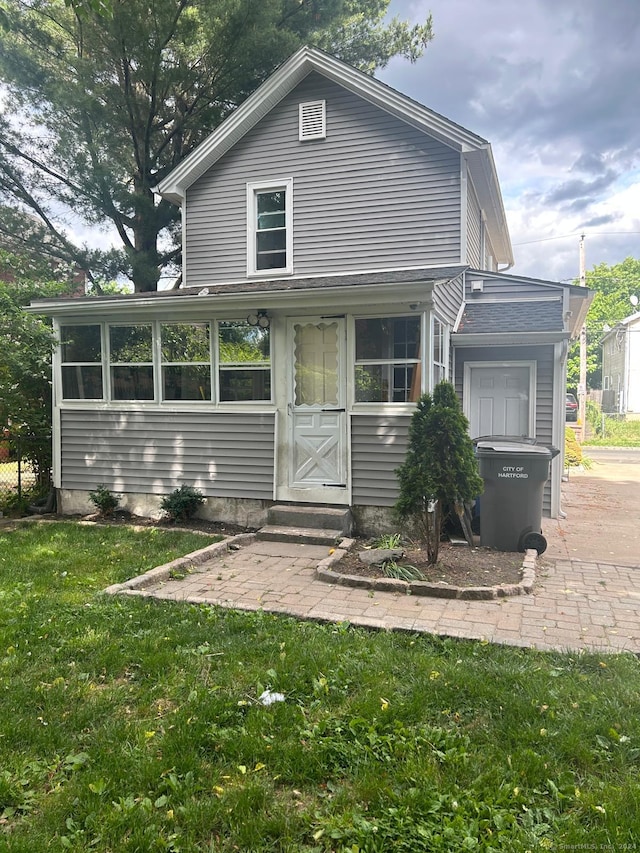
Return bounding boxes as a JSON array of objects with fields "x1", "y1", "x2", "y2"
[{"x1": 544, "y1": 446, "x2": 640, "y2": 567}]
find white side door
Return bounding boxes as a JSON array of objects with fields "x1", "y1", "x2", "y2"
[
  {"x1": 281, "y1": 317, "x2": 348, "y2": 504},
  {"x1": 465, "y1": 362, "x2": 535, "y2": 438}
]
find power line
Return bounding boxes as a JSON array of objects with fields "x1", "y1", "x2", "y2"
[{"x1": 513, "y1": 230, "x2": 640, "y2": 247}]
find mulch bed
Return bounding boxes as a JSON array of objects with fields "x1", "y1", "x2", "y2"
[{"x1": 331, "y1": 539, "x2": 527, "y2": 587}]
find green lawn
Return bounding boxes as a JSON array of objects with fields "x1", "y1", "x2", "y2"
[
  {"x1": 584, "y1": 415, "x2": 640, "y2": 446},
  {"x1": 1, "y1": 522, "x2": 639, "y2": 851}
]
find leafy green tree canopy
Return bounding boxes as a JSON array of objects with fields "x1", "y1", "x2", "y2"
[
  {"x1": 0, "y1": 0, "x2": 433, "y2": 292},
  {"x1": 568, "y1": 256, "x2": 640, "y2": 390},
  {"x1": 0, "y1": 248, "x2": 70, "y2": 484}
]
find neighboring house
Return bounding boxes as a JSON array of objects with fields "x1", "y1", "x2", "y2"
[
  {"x1": 601, "y1": 312, "x2": 640, "y2": 416},
  {"x1": 30, "y1": 46, "x2": 591, "y2": 532}
]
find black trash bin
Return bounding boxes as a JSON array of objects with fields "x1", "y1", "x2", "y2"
[{"x1": 475, "y1": 439, "x2": 559, "y2": 553}]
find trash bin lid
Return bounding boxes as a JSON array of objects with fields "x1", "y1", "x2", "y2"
[
  {"x1": 473, "y1": 434, "x2": 539, "y2": 446},
  {"x1": 475, "y1": 440, "x2": 554, "y2": 457}
]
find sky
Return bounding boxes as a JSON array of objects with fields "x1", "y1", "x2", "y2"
[{"x1": 381, "y1": 0, "x2": 640, "y2": 283}]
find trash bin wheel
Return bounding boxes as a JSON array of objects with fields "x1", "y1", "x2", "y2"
[{"x1": 520, "y1": 531, "x2": 547, "y2": 555}]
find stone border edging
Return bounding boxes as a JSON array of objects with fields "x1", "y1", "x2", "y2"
[
  {"x1": 104, "y1": 532, "x2": 257, "y2": 595},
  {"x1": 316, "y1": 545, "x2": 537, "y2": 599}
]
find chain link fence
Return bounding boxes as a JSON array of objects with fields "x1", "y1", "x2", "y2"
[{"x1": 0, "y1": 432, "x2": 53, "y2": 514}]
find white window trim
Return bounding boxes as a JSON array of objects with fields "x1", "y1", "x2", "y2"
[
  {"x1": 430, "y1": 315, "x2": 449, "y2": 391},
  {"x1": 215, "y1": 319, "x2": 273, "y2": 405},
  {"x1": 159, "y1": 321, "x2": 214, "y2": 404},
  {"x1": 107, "y1": 321, "x2": 156, "y2": 403},
  {"x1": 58, "y1": 322, "x2": 106, "y2": 402},
  {"x1": 350, "y1": 312, "x2": 423, "y2": 409},
  {"x1": 246, "y1": 178, "x2": 293, "y2": 277},
  {"x1": 55, "y1": 319, "x2": 275, "y2": 408}
]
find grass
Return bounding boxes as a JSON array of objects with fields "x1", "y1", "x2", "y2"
[
  {"x1": 583, "y1": 410, "x2": 640, "y2": 447},
  {"x1": 584, "y1": 418, "x2": 640, "y2": 447},
  {"x1": 1, "y1": 521, "x2": 640, "y2": 850}
]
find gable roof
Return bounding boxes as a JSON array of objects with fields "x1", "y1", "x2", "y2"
[
  {"x1": 602, "y1": 310, "x2": 640, "y2": 338},
  {"x1": 157, "y1": 45, "x2": 513, "y2": 266}
]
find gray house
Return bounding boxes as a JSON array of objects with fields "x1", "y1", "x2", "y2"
[
  {"x1": 32, "y1": 46, "x2": 591, "y2": 532},
  {"x1": 601, "y1": 311, "x2": 640, "y2": 416}
]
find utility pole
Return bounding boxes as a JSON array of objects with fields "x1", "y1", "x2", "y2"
[{"x1": 578, "y1": 234, "x2": 587, "y2": 440}]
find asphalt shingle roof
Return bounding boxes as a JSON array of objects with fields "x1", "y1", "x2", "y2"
[{"x1": 457, "y1": 299, "x2": 564, "y2": 334}]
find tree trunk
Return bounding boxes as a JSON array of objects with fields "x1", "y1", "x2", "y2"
[
  {"x1": 425, "y1": 498, "x2": 441, "y2": 565},
  {"x1": 130, "y1": 186, "x2": 161, "y2": 292}
]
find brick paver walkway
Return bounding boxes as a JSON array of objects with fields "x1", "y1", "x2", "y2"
[{"x1": 110, "y1": 537, "x2": 640, "y2": 655}]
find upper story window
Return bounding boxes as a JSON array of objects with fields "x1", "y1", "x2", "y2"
[
  {"x1": 247, "y1": 179, "x2": 293, "y2": 276},
  {"x1": 60, "y1": 324, "x2": 103, "y2": 400},
  {"x1": 109, "y1": 324, "x2": 155, "y2": 401},
  {"x1": 354, "y1": 316, "x2": 421, "y2": 403},
  {"x1": 161, "y1": 322, "x2": 212, "y2": 401}
]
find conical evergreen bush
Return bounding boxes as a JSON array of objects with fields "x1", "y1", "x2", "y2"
[{"x1": 395, "y1": 381, "x2": 483, "y2": 563}]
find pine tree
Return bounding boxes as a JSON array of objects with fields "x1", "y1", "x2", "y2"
[{"x1": 395, "y1": 382, "x2": 483, "y2": 564}]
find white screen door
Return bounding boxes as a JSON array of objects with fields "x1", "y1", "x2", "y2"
[{"x1": 286, "y1": 318, "x2": 347, "y2": 503}]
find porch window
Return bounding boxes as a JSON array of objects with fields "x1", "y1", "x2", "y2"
[
  {"x1": 60, "y1": 324, "x2": 103, "y2": 399},
  {"x1": 161, "y1": 323, "x2": 211, "y2": 401},
  {"x1": 354, "y1": 316, "x2": 421, "y2": 403},
  {"x1": 109, "y1": 324, "x2": 154, "y2": 401},
  {"x1": 433, "y1": 317, "x2": 447, "y2": 386},
  {"x1": 218, "y1": 321, "x2": 271, "y2": 401},
  {"x1": 247, "y1": 179, "x2": 293, "y2": 275}
]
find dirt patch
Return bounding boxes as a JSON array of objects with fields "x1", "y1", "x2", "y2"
[{"x1": 332, "y1": 539, "x2": 528, "y2": 587}]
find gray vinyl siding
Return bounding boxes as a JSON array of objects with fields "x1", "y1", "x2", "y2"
[
  {"x1": 465, "y1": 273, "x2": 559, "y2": 300},
  {"x1": 454, "y1": 345, "x2": 555, "y2": 515},
  {"x1": 433, "y1": 273, "x2": 464, "y2": 326},
  {"x1": 350, "y1": 414, "x2": 410, "y2": 506},
  {"x1": 60, "y1": 410, "x2": 275, "y2": 499},
  {"x1": 186, "y1": 73, "x2": 462, "y2": 285},
  {"x1": 466, "y1": 184, "x2": 482, "y2": 268},
  {"x1": 602, "y1": 334, "x2": 624, "y2": 413}
]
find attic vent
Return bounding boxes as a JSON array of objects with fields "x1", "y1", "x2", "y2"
[{"x1": 299, "y1": 100, "x2": 326, "y2": 141}]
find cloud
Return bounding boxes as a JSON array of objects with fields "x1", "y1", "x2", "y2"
[
  {"x1": 382, "y1": 0, "x2": 640, "y2": 280},
  {"x1": 544, "y1": 172, "x2": 618, "y2": 206}
]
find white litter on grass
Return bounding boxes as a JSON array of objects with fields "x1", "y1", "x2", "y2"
[{"x1": 259, "y1": 689, "x2": 285, "y2": 706}]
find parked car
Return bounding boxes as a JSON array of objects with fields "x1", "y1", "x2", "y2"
[{"x1": 566, "y1": 393, "x2": 578, "y2": 422}]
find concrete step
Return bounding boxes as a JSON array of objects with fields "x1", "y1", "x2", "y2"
[
  {"x1": 267, "y1": 504, "x2": 353, "y2": 534},
  {"x1": 257, "y1": 524, "x2": 344, "y2": 546}
]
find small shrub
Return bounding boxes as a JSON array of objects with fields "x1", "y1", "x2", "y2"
[
  {"x1": 564, "y1": 427, "x2": 583, "y2": 468},
  {"x1": 0, "y1": 488, "x2": 29, "y2": 517},
  {"x1": 585, "y1": 399, "x2": 602, "y2": 435},
  {"x1": 382, "y1": 561, "x2": 424, "y2": 582},
  {"x1": 88, "y1": 484, "x2": 121, "y2": 516},
  {"x1": 160, "y1": 485, "x2": 205, "y2": 522},
  {"x1": 395, "y1": 383, "x2": 483, "y2": 564},
  {"x1": 373, "y1": 532, "x2": 402, "y2": 549}
]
